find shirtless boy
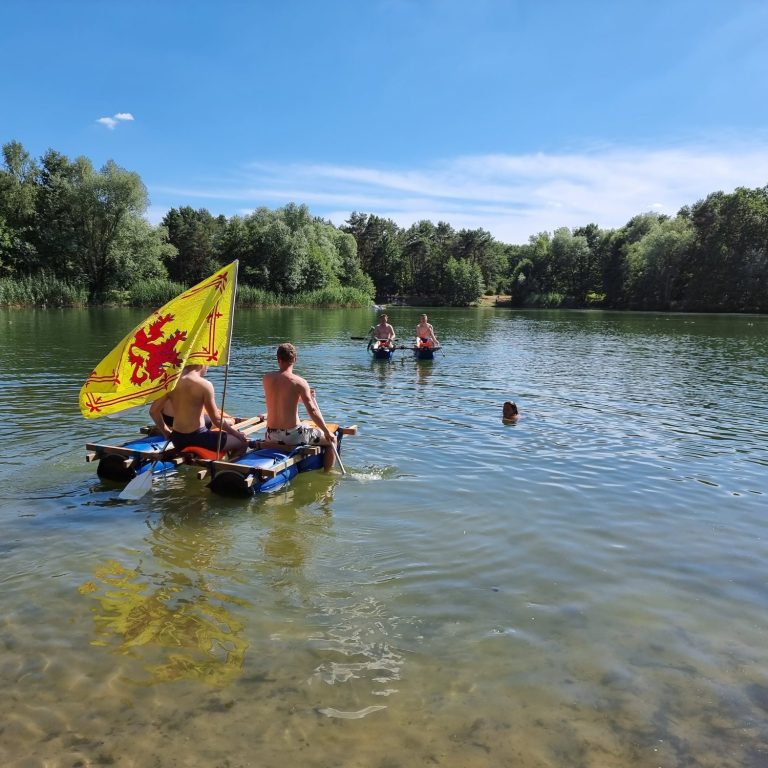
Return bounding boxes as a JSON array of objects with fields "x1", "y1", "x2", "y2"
[
  {"x1": 369, "y1": 313, "x2": 397, "y2": 351},
  {"x1": 415, "y1": 314, "x2": 439, "y2": 347},
  {"x1": 262, "y1": 343, "x2": 337, "y2": 470},
  {"x1": 150, "y1": 365, "x2": 247, "y2": 456}
]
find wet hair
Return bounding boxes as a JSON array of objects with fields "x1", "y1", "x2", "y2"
[
  {"x1": 503, "y1": 401, "x2": 519, "y2": 417},
  {"x1": 277, "y1": 343, "x2": 297, "y2": 363},
  {"x1": 379, "y1": 314, "x2": 388, "y2": 320}
]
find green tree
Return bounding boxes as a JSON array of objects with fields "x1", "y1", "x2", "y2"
[
  {"x1": 451, "y1": 228, "x2": 499, "y2": 292},
  {"x1": 0, "y1": 141, "x2": 40, "y2": 275},
  {"x1": 33, "y1": 152, "x2": 148, "y2": 295},
  {"x1": 443, "y1": 256, "x2": 483, "y2": 305},
  {"x1": 162, "y1": 206, "x2": 222, "y2": 283},
  {"x1": 109, "y1": 218, "x2": 175, "y2": 288},
  {"x1": 681, "y1": 186, "x2": 768, "y2": 312},
  {"x1": 342, "y1": 213, "x2": 402, "y2": 300},
  {"x1": 624, "y1": 216, "x2": 694, "y2": 309},
  {"x1": 550, "y1": 228, "x2": 592, "y2": 304}
]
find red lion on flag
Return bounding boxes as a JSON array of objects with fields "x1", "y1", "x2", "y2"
[{"x1": 128, "y1": 314, "x2": 187, "y2": 385}]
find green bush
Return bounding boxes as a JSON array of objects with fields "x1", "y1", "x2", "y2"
[{"x1": 523, "y1": 292, "x2": 565, "y2": 308}]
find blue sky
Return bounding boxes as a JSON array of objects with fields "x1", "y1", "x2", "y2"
[{"x1": 2, "y1": 0, "x2": 768, "y2": 244}]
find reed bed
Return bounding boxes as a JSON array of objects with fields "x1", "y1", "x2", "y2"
[{"x1": 0, "y1": 275, "x2": 88, "y2": 306}]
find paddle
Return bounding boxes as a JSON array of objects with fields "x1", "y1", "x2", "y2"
[
  {"x1": 119, "y1": 438, "x2": 172, "y2": 500},
  {"x1": 329, "y1": 441, "x2": 346, "y2": 474}
]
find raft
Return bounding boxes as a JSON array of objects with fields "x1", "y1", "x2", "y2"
[
  {"x1": 201, "y1": 425, "x2": 357, "y2": 496},
  {"x1": 86, "y1": 417, "x2": 356, "y2": 496},
  {"x1": 86, "y1": 415, "x2": 268, "y2": 482}
]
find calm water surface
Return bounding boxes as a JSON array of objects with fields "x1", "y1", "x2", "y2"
[{"x1": 1, "y1": 306, "x2": 767, "y2": 767}]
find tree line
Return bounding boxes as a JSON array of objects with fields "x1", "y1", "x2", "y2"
[{"x1": 1, "y1": 139, "x2": 766, "y2": 311}]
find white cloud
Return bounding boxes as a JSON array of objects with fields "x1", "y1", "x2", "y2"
[
  {"x1": 96, "y1": 112, "x2": 135, "y2": 130},
  {"x1": 151, "y1": 142, "x2": 768, "y2": 244}
]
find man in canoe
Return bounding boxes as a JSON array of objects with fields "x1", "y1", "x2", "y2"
[
  {"x1": 150, "y1": 364, "x2": 248, "y2": 456},
  {"x1": 262, "y1": 343, "x2": 338, "y2": 470},
  {"x1": 415, "y1": 313, "x2": 439, "y2": 348},
  {"x1": 369, "y1": 313, "x2": 397, "y2": 352}
]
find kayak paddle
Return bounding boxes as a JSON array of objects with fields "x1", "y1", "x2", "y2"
[{"x1": 118, "y1": 450, "x2": 167, "y2": 500}]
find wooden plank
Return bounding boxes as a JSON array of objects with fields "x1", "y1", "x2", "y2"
[
  {"x1": 204, "y1": 458, "x2": 257, "y2": 476},
  {"x1": 240, "y1": 421, "x2": 268, "y2": 436},
  {"x1": 203, "y1": 445, "x2": 321, "y2": 478},
  {"x1": 234, "y1": 415, "x2": 266, "y2": 431},
  {"x1": 259, "y1": 447, "x2": 321, "y2": 478}
]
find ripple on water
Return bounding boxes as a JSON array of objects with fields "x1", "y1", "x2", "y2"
[{"x1": 2, "y1": 308, "x2": 768, "y2": 767}]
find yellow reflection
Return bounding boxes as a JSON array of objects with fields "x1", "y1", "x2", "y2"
[
  {"x1": 79, "y1": 476, "x2": 339, "y2": 687},
  {"x1": 81, "y1": 558, "x2": 248, "y2": 687}
]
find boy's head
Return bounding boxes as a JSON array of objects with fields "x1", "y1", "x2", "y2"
[
  {"x1": 277, "y1": 343, "x2": 297, "y2": 364},
  {"x1": 503, "y1": 401, "x2": 519, "y2": 418}
]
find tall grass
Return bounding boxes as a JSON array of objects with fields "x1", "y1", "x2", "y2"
[
  {"x1": 127, "y1": 278, "x2": 188, "y2": 307},
  {"x1": 238, "y1": 285, "x2": 372, "y2": 307},
  {"x1": 1, "y1": 275, "x2": 373, "y2": 309},
  {"x1": 0, "y1": 275, "x2": 88, "y2": 306},
  {"x1": 236, "y1": 285, "x2": 282, "y2": 306}
]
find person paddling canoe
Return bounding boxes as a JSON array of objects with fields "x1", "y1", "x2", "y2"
[
  {"x1": 368, "y1": 313, "x2": 397, "y2": 353},
  {"x1": 415, "y1": 313, "x2": 439, "y2": 348}
]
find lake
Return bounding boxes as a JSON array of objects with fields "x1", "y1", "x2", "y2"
[{"x1": 1, "y1": 305, "x2": 767, "y2": 767}]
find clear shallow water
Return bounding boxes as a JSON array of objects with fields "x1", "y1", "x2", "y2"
[{"x1": 1, "y1": 306, "x2": 768, "y2": 767}]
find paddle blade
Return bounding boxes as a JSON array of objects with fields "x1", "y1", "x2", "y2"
[{"x1": 118, "y1": 469, "x2": 154, "y2": 500}]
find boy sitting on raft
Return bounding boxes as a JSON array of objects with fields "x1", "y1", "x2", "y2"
[
  {"x1": 150, "y1": 364, "x2": 248, "y2": 457},
  {"x1": 262, "y1": 343, "x2": 338, "y2": 471}
]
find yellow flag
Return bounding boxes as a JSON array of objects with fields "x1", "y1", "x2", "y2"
[{"x1": 80, "y1": 261, "x2": 237, "y2": 419}]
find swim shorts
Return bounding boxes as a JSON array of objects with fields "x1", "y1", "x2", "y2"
[
  {"x1": 171, "y1": 428, "x2": 225, "y2": 452},
  {"x1": 265, "y1": 425, "x2": 323, "y2": 446}
]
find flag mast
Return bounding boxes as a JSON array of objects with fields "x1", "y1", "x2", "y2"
[{"x1": 215, "y1": 259, "x2": 239, "y2": 456}]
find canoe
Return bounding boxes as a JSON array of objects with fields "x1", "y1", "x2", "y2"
[
  {"x1": 201, "y1": 425, "x2": 357, "y2": 496},
  {"x1": 368, "y1": 340, "x2": 395, "y2": 360},
  {"x1": 414, "y1": 346, "x2": 438, "y2": 360}
]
